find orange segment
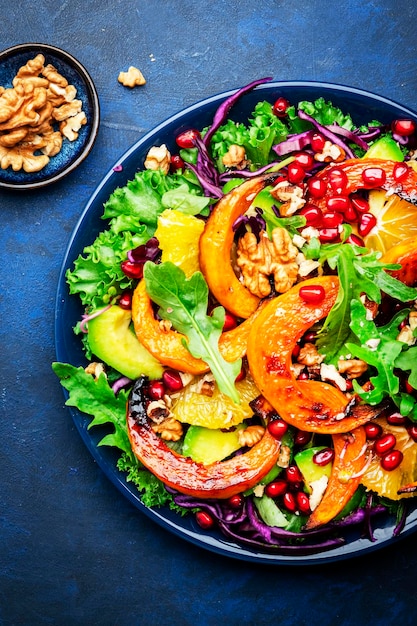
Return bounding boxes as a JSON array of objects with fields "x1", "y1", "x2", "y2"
[
  {"x1": 362, "y1": 190, "x2": 417, "y2": 254},
  {"x1": 155, "y1": 209, "x2": 205, "y2": 277},
  {"x1": 361, "y1": 417, "x2": 417, "y2": 500},
  {"x1": 171, "y1": 373, "x2": 260, "y2": 429}
]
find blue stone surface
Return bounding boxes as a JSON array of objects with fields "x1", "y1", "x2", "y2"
[{"x1": 2, "y1": 1, "x2": 417, "y2": 624}]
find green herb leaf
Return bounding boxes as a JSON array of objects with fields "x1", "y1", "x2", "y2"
[
  {"x1": 144, "y1": 261, "x2": 241, "y2": 403},
  {"x1": 314, "y1": 242, "x2": 417, "y2": 360},
  {"x1": 161, "y1": 183, "x2": 211, "y2": 215},
  {"x1": 52, "y1": 362, "x2": 132, "y2": 454},
  {"x1": 346, "y1": 299, "x2": 407, "y2": 405}
]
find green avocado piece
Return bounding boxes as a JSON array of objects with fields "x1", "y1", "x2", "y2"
[
  {"x1": 87, "y1": 305, "x2": 164, "y2": 380},
  {"x1": 183, "y1": 424, "x2": 245, "y2": 465},
  {"x1": 250, "y1": 186, "x2": 276, "y2": 212},
  {"x1": 294, "y1": 446, "x2": 333, "y2": 493},
  {"x1": 363, "y1": 135, "x2": 404, "y2": 161}
]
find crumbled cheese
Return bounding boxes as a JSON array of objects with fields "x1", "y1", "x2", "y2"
[
  {"x1": 253, "y1": 484, "x2": 265, "y2": 498},
  {"x1": 365, "y1": 338, "x2": 381, "y2": 350},
  {"x1": 320, "y1": 363, "x2": 347, "y2": 392},
  {"x1": 309, "y1": 475, "x2": 329, "y2": 511}
]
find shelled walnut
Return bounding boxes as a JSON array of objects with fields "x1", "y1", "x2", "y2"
[{"x1": 0, "y1": 54, "x2": 87, "y2": 173}]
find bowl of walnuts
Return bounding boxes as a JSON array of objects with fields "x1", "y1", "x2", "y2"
[{"x1": 0, "y1": 43, "x2": 100, "y2": 190}]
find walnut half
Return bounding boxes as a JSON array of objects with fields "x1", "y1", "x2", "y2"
[{"x1": 236, "y1": 228, "x2": 299, "y2": 297}]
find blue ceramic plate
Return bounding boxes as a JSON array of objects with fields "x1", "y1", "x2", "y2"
[
  {"x1": 55, "y1": 81, "x2": 417, "y2": 564},
  {"x1": 0, "y1": 43, "x2": 99, "y2": 190}
]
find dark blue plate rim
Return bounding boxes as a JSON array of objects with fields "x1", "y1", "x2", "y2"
[{"x1": 55, "y1": 80, "x2": 417, "y2": 565}]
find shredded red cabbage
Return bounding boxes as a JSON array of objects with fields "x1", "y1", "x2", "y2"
[
  {"x1": 112, "y1": 376, "x2": 132, "y2": 394},
  {"x1": 203, "y1": 77, "x2": 273, "y2": 148},
  {"x1": 296, "y1": 109, "x2": 356, "y2": 158},
  {"x1": 273, "y1": 130, "x2": 316, "y2": 156}
]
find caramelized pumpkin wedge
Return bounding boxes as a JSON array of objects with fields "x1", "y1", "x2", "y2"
[
  {"x1": 199, "y1": 176, "x2": 269, "y2": 319},
  {"x1": 312, "y1": 158, "x2": 417, "y2": 210},
  {"x1": 306, "y1": 426, "x2": 367, "y2": 529},
  {"x1": 380, "y1": 235, "x2": 417, "y2": 286},
  {"x1": 127, "y1": 376, "x2": 281, "y2": 499},
  {"x1": 247, "y1": 276, "x2": 384, "y2": 433},
  {"x1": 132, "y1": 278, "x2": 267, "y2": 374}
]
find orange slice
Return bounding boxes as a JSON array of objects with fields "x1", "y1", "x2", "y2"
[
  {"x1": 362, "y1": 190, "x2": 417, "y2": 254},
  {"x1": 155, "y1": 209, "x2": 205, "y2": 277},
  {"x1": 360, "y1": 417, "x2": 417, "y2": 500}
]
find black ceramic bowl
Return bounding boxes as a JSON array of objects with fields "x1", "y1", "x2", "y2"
[
  {"x1": 55, "y1": 80, "x2": 417, "y2": 565},
  {"x1": 0, "y1": 43, "x2": 99, "y2": 190}
]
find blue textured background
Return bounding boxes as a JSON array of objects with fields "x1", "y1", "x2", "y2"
[{"x1": 2, "y1": 1, "x2": 417, "y2": 624}]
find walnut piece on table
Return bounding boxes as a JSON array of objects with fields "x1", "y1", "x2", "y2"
[
  {"x1": 118, "y1": 66, "x2": 146, "y2": 88},
  {"x1": 236, "y1": 228, "x2": 299, "y2": 298}
]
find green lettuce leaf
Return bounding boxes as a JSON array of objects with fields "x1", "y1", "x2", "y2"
[{"x1": 52, "y1": 362, "x2": 131, "y2": 454}]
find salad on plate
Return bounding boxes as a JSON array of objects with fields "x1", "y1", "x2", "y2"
[{"x1": 54, "y1": 78, "x2": 417, "y2": 556}]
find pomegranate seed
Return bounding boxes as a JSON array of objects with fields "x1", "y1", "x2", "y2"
[
  {"x1": 407, "y1": 425, "x2": 417, "y2": 442},
  {"x1": 196, "y1": 510, "x2": 215, "y2": 529},
  {"x1": 294, "y1": 151, "x2": 315, "y2": 170},
  {"x1": 375, "y1": 433, "x2": 397, "y2": 456},
  {"x1": 405, "y1": 380, "x2": 415, "y2": 394},
  {"x1": 292, "y1": 343, "x2": 301, "y2": 359},
  {"x1": 345, "y1": 379, "x2": 353, "y2": 392},
  {"x1": 235, "y1": 365, "x2": 246, "y2": 382},
  {"x1": 319, "y1": 227, "x2": 340, "y2": 243},
  {"x1": 321, "y1": 211, "x2": 344, "y2": 229},
  {"x1": 283, "y1": 492, "x2": 297, "y2": 513},
  {"x1": 307, "y1": 177, "x2": 327, "y2": 199},
  {"x1": 121, "y1": 260, "x2": 144, "y2": 280},
  {"x1": 350, "y1": 196, "x2": 369, "y2": 214},
  {"x1": 303, "y1": 331, "x2": 316, "y2": 342},
  {"x1": 386, "y1": 412, "x2": 407, "y2": 426},
  {"x1": 381, "y1": 449, "x2": 403, "y2": 471},
  {"x1": 228, "y1": 494, "x2": 243, "y2": 508},
  {"x1": 365, "y1": 422, "x2": 383, "y2": 440},
  {"x1": 346, "y1": 233, "x2": 365, "y2": 247},
  {"x1": 170, "y1": 154, "x2": 185, "y2": 171},
  {"x1": 147, "y1": 380, "x2": 166, "y2": 400},
  {"x1": 311, "y1": 132, "x2": 326, "y2": 152},
  {"x1": 299, "y1": 284, "x2": 325, "y2": 304},
  {"x1": 313, "y1": 448, "x2": 335, "y2": 466},
  {"x1": 362, "y1": 167, "x2": 386, "y2": 188},
  {"x1": 162, "y1": 369, "x2": 183, "y2": 392},
  {"x1": 393, "y1": 162, "x2": 410, "y2": 183},
  {"x1": 294, "y1": 430, "x2": 312, "y2": 446},
  {"x1": 328, "y1": 168, "x2": 348, "y2": 194},
  {"x1": 391, "y1": 119, "x2": 416, "y2": 137},
  {"x1": 268, "y1": 419, "x2": 289, "y2": 439},
  {"x1": 298, "y1": 371, "x2": 309, "y2": 380},
  {"x1": 287, "y1": 162, "x2": 306, "y2": 184},
  {"x1": 358, "y1": 212, "x2": 377, "y2": 237},
  {"x1": 265, "y1": 480, "x2": 287, "y2": 498},
  {"x1": 273, "y1": 97, "x2": 290, "y2": 117},
  {"x1": 176, "y1": 129, "x2": 201, "y2": 148},
  {"x1": 223, "y1": 311, "x2": 238, "y2": 331},
  {"x1": 286, "y1": 465, "x2": 303, "y2": 483},
  {"x1": 343, "y1": 204, "x2": 358, "y2": 223},
  {"x1": 118, "y1": 291, "x2": 132, "y2": 310},
  {"x1": 326, "y1": 195, "x2": 351, "y2": 213},
  {"x1": 296, "y1": 491, "x2": 311, "y2": 515},
  {"x1": 299, "y1": 204, "x2": 323, "y2": 227}
]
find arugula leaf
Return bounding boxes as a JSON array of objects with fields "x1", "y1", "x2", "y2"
[
  {"x1": 262, "y1": 210, "x2": 306, "y2": 238},
  {"x1": 346, "y1": 300, "x2": 406, "y2": 404},
  {"x1": 313, "y1": 243, "x2": 417, "y2": 360},
  {"x1": 144, "y1": 261, "x2": 241, "y2": 403},
  {"x1": 395, "y1": 346, "x2": 417, "y2": 389},
  {"x1": 66, "y1": 228, "x2": 148, "y2": 309},
  {"x1": 52, "y1": 362, "x2": 132, "y2": 455}
]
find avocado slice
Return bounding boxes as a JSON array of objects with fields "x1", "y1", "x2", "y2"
[
  {"x1": 183, "y1": 424, "x2": 245, "y2": 465},
  {"x1": 294, "y1": 446, "x2": 333, "y2": 493},
  {"x1": 363, "y1": 135, "x2": 404, "y2": 161},
  {"x1": 87, "y1": 305, "x2": 164, "y2": 380}
]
